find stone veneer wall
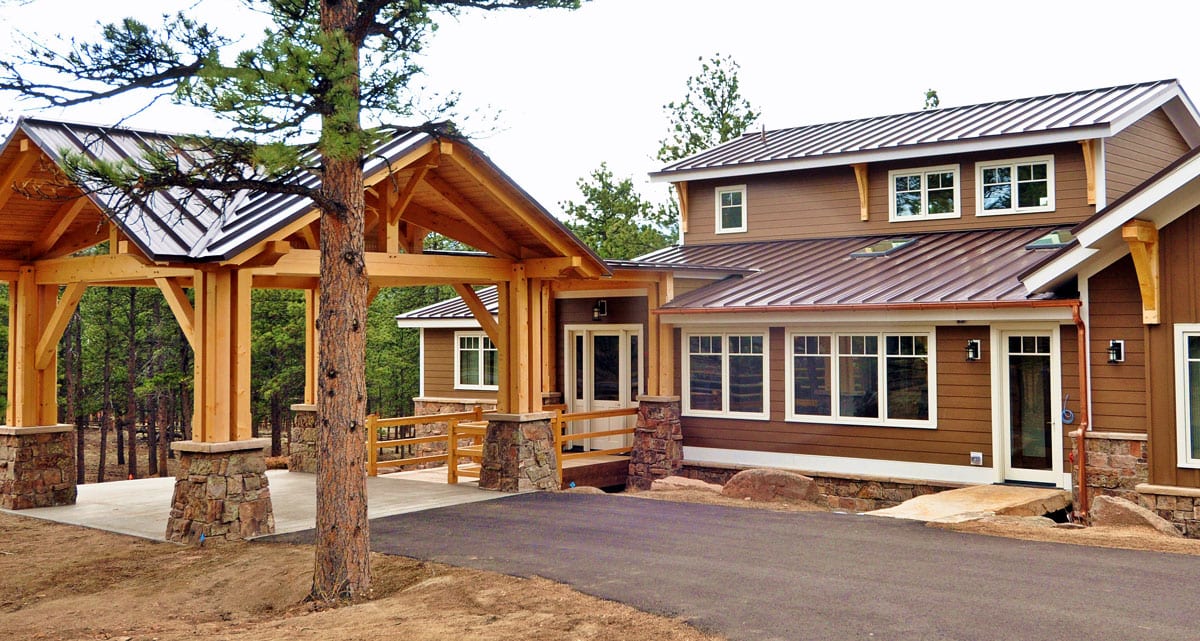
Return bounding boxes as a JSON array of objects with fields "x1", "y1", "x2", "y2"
[
  {"x1": 0, "y1": 426, "x2": 76, "y2": 509},
  {"x1": 166, "y1": 440, "x2": 275, "y2": 543},
  {"x1": 1070, "y1": 430, "x2": 1149, "y2": 506},
  {"x1": 288, "y1": 404, "x2": 318, "y2": 474},
  {"x1": 680, "y1": 463, "x2": 961, "y2": 512},
  {"x1": 627, "y1": 396, "x2": 682, "y2": 491},
  {"x1": 478, "y1": 413, "x2": 558, "y2": 492},
  {"x1": 1135, "y1": 485, "x2": 1200, "y2": 538},
  {"x1": 411, "y1": 397, "x2": 496, "y2": 469}
]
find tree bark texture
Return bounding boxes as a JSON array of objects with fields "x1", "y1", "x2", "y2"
[
  {"x1": 125, "y1": 288, "x2": 137, "y2": 479},
  {"x1": 312, "y1": 0, "x2": 370, "y2": 602}
]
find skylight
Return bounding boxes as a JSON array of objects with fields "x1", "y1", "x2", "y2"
[
  {"x1": 851, "y1": 237, "x2": 916, "y2": 258},
  {"x1": 1025, "y1": 229, "x2": 1075, "y2": 250}
]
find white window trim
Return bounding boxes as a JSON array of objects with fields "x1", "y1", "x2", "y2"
[
  {"x1": 714, "y1": 185, "x2": 747, "y2": 234},
  {"x1": 784, "y1": 329, "x2": 937, "y2": 429},
  {"x1": 975, "y1": 154, "x2": 1056, "y2": 216},
  {"x1": 887, "y1": 164, "x2": 961, "y2": 222},
  {"x1": 453, "y1": 330, "x2": 498, "y2": 391},
  {"x1": 1175, "y1": 324, "x2": 1200, "y2": 468},
  {"x1": 682, "y1": 328, "x2": 770, "y2": 420}
]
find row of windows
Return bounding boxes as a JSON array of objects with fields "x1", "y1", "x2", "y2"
[
  {"x1": 683, "y1": 330, "x2": 935, "y2": 428},
  {"x1": 712, "y1": 155, "x2": 1055, "y2": 234}
]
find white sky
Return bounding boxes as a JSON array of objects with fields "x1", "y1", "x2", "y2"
[{"x1": 2, "y1": 0, "x2": 1198, "y2": 217}]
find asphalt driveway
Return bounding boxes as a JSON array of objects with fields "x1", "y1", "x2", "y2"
[{"x1": 268, "y1": 492, "x2": 1200, "y2": 641}]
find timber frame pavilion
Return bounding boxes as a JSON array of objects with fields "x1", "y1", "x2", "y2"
[{"x1": 0, "y1": 118, "x2": 679, "y2": 541}]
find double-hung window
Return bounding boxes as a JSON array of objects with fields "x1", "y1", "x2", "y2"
[
  {"x1": 787, "y1": 331, "x2": 934, "y2": 428},
  {"x1": 714, "y1": 185, "x2": 747, "y2": 234},
  {"x1": 977, "y1": 155, "x2": 1054, "y2": 215},
  {"x1": 888, "y1": 165, "x2": 960, "y2": 221},
  {"x1": 1175, "y1": 325, "x2": 1200, "y2": 467},
  {"x1": 684, "y1": 331, "x2": 768, "y2": 419},
  {"x1": 455, "y1": 331, "x2": 498, "y2": 390}
]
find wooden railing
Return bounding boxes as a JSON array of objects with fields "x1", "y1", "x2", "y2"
[
  {"x1": 366, "y1": 406, "x2": 485, "y2": 477},
  {"x1": 552, "y1": 406, "x2": 638, "y2": 485}
]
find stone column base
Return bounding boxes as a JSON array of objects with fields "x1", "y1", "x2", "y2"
[
  {"x1": 289, "y1": 404, "x2": 317, "y2": 474},
  {"x1": 628, "y1": 396, "x2": 683, "y2": 491},
  {"x1": 479, "y1": 412, "x2": 558, "y2": 492},
  {"x1": 1070, "y1": 430, "x2": 1149, "y2": 508},
  {"x1": 166, "y1": 439, "x2": 275, "y2": 543},
  {"x1": 0, "y1": 425, "x2": 76, "y2": 509}
]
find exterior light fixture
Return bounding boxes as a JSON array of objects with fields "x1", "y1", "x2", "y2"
[
  {"x1": 965, "y1": 339, "x2": 981, "y2": 361},
  {"x1": 592, "y1": 299, "x2": 608, "y2": 321},
  {"x1": 1107, "y1": 339, "x2": 1125, "y2": 363}
]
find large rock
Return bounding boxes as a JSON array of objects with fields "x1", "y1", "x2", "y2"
[
  {"x1": 650, "y1": 475, "x2": 723, "y2": 493},
  {"x1": 1091, "y1": 495, "x2": 1182, "y2": 537},
  {"x1": 721, "y1": 468, "x2": 818, "y2": 503}
]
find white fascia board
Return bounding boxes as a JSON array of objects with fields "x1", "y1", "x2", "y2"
[
  {"x1": 1022, "y1": 245, "x2": 1100, "y2": 292},
  {"x1": 683, "y1": 446, "x2": 1000, "y2": 487},
  {"x1": 394, "y1": 318, "x2": 486, "y2": 329},
  {"x1": 660, "y1": 306, "x2": 1075, "y2": 326},
  {"x1": 1075, "y1": 154, "x2": 1200, "y2": 248},
  {"x1": 1162, "y1": 95, "x2": 1200, "y2": 148},
  {"x1": 649, "y1": 126, "x2": 1110, "y2": 184},
  {"x1": 1106, "y1": 83, "x2": 1188, "y2": 139}
]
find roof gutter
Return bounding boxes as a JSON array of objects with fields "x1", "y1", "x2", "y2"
[{"x1": 654, "y1": 298, "x2": 1079, "y2": 315}]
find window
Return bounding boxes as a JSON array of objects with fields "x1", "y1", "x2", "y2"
[
  {"x1": 977, "y1": 156, "x2": 1054, "y2": 215},
  {"x1": 1176, "y1": 325, "x2": 1200, "y2": 468},
  {"x1": 852, "y1": 237, "x2": 916, "y2": 258},
  {"x1": 455, "y1": 331, "x2": 498, "y2": 390},
  {"x1": 888, "y1": 165, "x2": 960, "y2": 221},
  {"x1": 684, "y1": 331, "x2": 768, "y2": 419},
  {"x1": 715, "y1": 185, "x2": 747, "y2": 234},
  {"x1": 787, "y1": 331, "x2": 934, "y2": 427},
  {"x1": 1025, "y1": 228, "x2": 1074, "y2": 250}
]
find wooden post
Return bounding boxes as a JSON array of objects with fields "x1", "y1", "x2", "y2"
[
  {"x1": 191, "y1": 268, "x2": 253, "y2": 442},
  {"x1": 304, "y1": 288, "x2": 318, "y2": 405},
  {"x1": 7, "y1": 267, "x2": 60, "y2": 427},
  {"x1": 541, "y1": 281, "x2": 555, "y2": 394},
  {"x1": 646, "y1": 281, "x2": 660, "y2": 397},
  {"x1": 529, "y1": 277, "x2": 543, "y2": 412},
  {"x1": 496, "y1": 281, "x2": 511, "y2": 414},
  {"x1": 511, "y1": 264, "x2": 530, "y2": 413},
  {"x1": 366, "y1": 414, "x2": 378, "y2": 476},
  {"x1": 447, "y1": 418, "x2": 459, "y2": 484},
  {"x1": 657, "y1": 274, "x2": 675, "y2": 396}
]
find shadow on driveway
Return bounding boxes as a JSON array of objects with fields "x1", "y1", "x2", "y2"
[{"x1": 268, "y1": 492, "x2": 1200, "y2": 641}]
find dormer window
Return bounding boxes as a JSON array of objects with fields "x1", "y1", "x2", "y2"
[
  {"x1": 715, "y1": 185, "x2": 747, "y2": 234},
  {"x1": 888, "y1": 165, "x2": 960, "y2": 222},
  {"x1": 977, "y1": 155, "x2": 1054, "y2": 215}
]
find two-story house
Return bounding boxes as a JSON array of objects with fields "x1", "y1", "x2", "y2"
[{"x1": 399, "y1": 80, "x2": 1200, "y2": 533}]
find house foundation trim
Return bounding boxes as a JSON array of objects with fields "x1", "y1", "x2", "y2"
[{"x1": 683, "y1": 446, "x2": 998, "y2": 486}]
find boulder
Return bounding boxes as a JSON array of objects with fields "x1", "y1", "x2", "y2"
[
  {"x1": 650, "y1": 476, "x2": 723, "y2": 493},
  {"x1": 562, "y1": 485, "x2": 606, "y2": 495},
  {"x1": 1090, "y1": 495, "x2": 1182, "y2": 537},
  {"x1": 721, "y1": 468, "x2": 818, "y2": 503}
]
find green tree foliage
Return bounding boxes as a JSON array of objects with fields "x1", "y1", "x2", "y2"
[
  {"x1": 924, "y1": 89, "x2": 940, "y2": 110},
  {"x1": 560, "y1": 163, "x2": 675, "y2": 259},
  {"x1": 656, "y1": 53, "x2": 760, "y2": 164},
  {"x1": 0, "y1": 0, "x2": 583, "y2": 601}
]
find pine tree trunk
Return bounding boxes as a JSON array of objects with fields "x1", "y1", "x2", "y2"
[
  {"x1": 65, "y1": 312, "x2": 84, "y2": 484},
  {"x1": 312, "y1": 0, "x2": 370, "y2": 602},
  {"x1": 270, "y1": 394, "x2": 283, "y2": 457},
  {"x1": 125, "y1": 288, "x2": 137, "y2": 479},
  {"x1": 98, "y1": 289, "x2": 114, "y2": 481}
]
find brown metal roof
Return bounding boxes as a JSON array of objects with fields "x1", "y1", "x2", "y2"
[
  {"x1": 397, "y1": 283, "x2": 498, "y2": 322},
  {"x1": 653, "y1": 80, "x2": 1196, "y2": 181},
  {"x1": 635, "y1": 227, "x2": 1073, "y2": 312}
]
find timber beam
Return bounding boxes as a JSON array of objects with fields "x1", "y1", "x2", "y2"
[
  {"x1": 418, "y1": 172, "x2": 522, "y2": 258},
  {"x1": 155, "y1": 277, "x2": 196, "y2": 352},
  {"x1": 34, "y1": 282, "x2": 86, "y2": 370},
  {"x1": 452, "y1": 283, "x2": 500, "y2": 345},
  {"x1": 1122, "y1": 219, "x2": 1160, "y2": 324},
  {"x1": 29, "y1": 197, "x2": 88, "y2": 258},
  {"x1": 261, "y1": 249, "x2": 517, "y2": 283},
  {"x1": 33, "y1": 253, "x2": 194, "y2": 286}
]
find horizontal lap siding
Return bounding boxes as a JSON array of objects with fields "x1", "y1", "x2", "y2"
[
  {"x1": 1106, "y1": 109, "x2": 1191, "y2": 203},
  {"x1": 679, "y1": 326, "x2": 994, "y2": 467},
  {"x1": 1148, "y1": 206, "x2": 1200, "y2": 487},
  {"x1": 683, "y1": 143, "x2": 1093, "y2": 245},
  {"x1": 422, "y1": 328, "x2": 495, "y2": 400},
  {"x1": 1087, "y1": 256, "x2": 1147, "y2": 433}
]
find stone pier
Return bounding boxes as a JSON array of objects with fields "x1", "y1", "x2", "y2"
[
  {"x1": 479, "y1": 412, "x2": 558, "y2": 492},
  {"x1": 627, "y1": 396, "x2": 683, "y2": 490},
  {"x1": 288, "y1": 404, "x2": 318, "y2": 474},
  {"x1": 166, "y1": 439, "x2": 275, "y2": 543},
  {"x1": 0, "y1": 425, "x2": 76, "y2": 509}
]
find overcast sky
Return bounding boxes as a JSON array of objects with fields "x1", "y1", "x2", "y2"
[{"x1": 2, "y1": 0, "x2": 1198, "y2": 217}]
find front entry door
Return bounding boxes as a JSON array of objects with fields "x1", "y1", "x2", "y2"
[
  {"x1": 1001, "y1": 333, "x2": 1061, "y2": 485},
  {"x1": 567, "y1": 326, "x2": 641, "y2": 451}
]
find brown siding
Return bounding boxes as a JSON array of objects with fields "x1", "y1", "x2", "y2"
[
  {"x1": 682, "y1": 143, "x2": 1093, "y2": 245},
  {"x1": 674, "y1": 277, "x2": 713, "y2": 298},
  {"x1": 1106, "y1": 108, "x2": 1192, "y2": 203},
  {"x1": 421, "y1": 328, "x2": 497, "y2": 401},
  {"x1": 1087, "y1": 257, "x2": 1148, "y2": 433},
  {"x1": 678, "y1": 326, "x2": 994, "y2": 467},
  {"x1": 1147, "y1": 206, "x2": 1200, "y2": 487}
]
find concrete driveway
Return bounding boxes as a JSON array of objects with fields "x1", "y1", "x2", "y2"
[{"x1": 268, "y1": 492, "x2": 1200, "y2": 641}]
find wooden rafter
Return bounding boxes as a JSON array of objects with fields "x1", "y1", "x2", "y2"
[
  {"x1": 34, "y1": 282, "x2": 86, "y2": 370},
  {"x1": 0, "y1": 140, "x2": 37, "y2": 212},
  {"x1": 30, "y1": 197, "x2": 88, "y2": 257},
  {"x1": 418, "y1": 171, "x2": 522, "y2": 258},
  {"x1": 452, "y1": 283, "x2": 500, "y2": 345},
  {"x1": 386, "y1": 153, "x2": 436, "y2": 225},
  {"x1": 401, "y1": 202, "x2": 517, "y2": 259},
  {"x1": 155, "y1": 277, "x2": 196, "y2": 352},
  {"x1": 37, "y1": 223, "x2": 109, "y2": 260},
  {"x1": 852, "y1": 163, "x2": 869, "y2": 221},
  {"x1": 1122, "y1": 219, "x2": 1160, "y2": 324},
  {"x1": 1079, "y1": 140, "x2": 1097, "y2": 206}
]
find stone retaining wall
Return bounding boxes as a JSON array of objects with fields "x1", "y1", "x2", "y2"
[
  {"x1": 680, "y1": 463, "x2": 960, "y2": 512},
  {"x1": 1070, "y1": 430, "x2": 1148, "y2": 506},
  {"x1": 1136, "y1": 485, "x2": 1200, "y2": 538},
  {"x1": 0, "y1": 426, "x2": 76, "y2": 509}
]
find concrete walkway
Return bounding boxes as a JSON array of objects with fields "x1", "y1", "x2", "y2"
[
  {"x1": 4, "y1": 469, "x2": 508, "y2": 541},
  {"x1": 866, "y1": 484, "x2": 1072, "y2": 523}
]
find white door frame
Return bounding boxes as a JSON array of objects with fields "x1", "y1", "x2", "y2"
[
  {"x1": 564, "y1": 324, "x2": 643, "y2": 450},
  {"x1": 990, "y1": 324, "x2": 1065, "y2": 487}
]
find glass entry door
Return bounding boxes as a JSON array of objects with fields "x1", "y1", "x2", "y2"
[
  {"x1": 1001, "y1": 333, "x2": 1059, "y2": 484},
  {"x1": 566, "y1": 326, "x2": 641, "y2": 451}
]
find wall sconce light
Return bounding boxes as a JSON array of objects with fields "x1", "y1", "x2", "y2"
[
  {"x1": 592, "y1": 299, "x2": 608, "y2": 321},
  {"x1": 1107, "y1": 339, "x2": 1125, "y2": 364},
  {"x1": 965, "y1": 339, "x2": 981, "y2": 362}
]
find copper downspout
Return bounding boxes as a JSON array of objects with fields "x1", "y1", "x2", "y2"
[{"x1": 1072, "y1": 303, "x2": 1091, "y2": 519}]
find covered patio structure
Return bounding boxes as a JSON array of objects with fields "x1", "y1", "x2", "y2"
[{"x1": 0, "y1": 117, "x2": 630, "y2": 542}]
